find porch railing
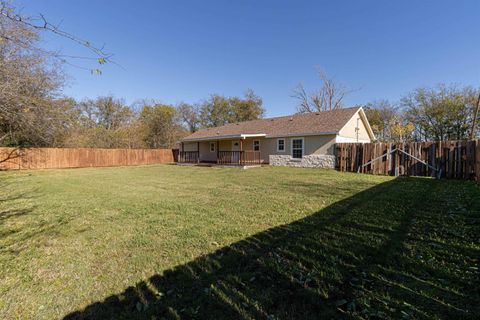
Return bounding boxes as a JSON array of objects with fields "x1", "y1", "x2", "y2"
[
  {"x1": 217, "y1": 151, "x2": 262, "y2": 165},
  {"x1": 179, "y1": 151, "x2": 199, "y2": 163}
]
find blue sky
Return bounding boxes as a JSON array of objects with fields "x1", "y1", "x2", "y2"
[{"x1": 21, "y1": 0, "x2": 480, "y2": 117}]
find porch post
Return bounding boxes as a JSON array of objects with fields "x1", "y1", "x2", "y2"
[
  {"x1": 216, "y1": 140, "x2": 219, "y2": 164},
  {"x1": 240, "y1": 139, "x2": 244, "y2": 165},
  {"x1": 197, "y1": 141, "x2": 200, "y2": 163},
  {"x1": 180, "y1": 142, "x2": 184, "y2": 163}
]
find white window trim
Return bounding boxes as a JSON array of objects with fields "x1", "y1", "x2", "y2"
[
  {"x1": 291, "y1": 137, "x2": 304, "y2": 158},
  {"x1": 276, "y1": 138, "x2": 285, "y2": 152},
  {"x1": 253, "y1": 140, "x2": 260, "y2": 151},
  {"x1": 209, "y1": 142, "x2": 216, "y2": 153}
]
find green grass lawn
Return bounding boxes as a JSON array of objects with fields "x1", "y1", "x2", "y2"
[{"x1": 0, "y1": 165, "x2": 478, "y2": 319}]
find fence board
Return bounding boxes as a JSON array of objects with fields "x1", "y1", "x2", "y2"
[
  {"x1": 336, "y1": 140, "x2": 480, "y2": 181},
  {"x1": 0, "y1": 148, "x2": 174, "y2": 170}
]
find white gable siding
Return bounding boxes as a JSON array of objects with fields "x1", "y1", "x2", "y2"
[{"x1": 338, "y1": 110, "x2": 373, "y2": 142}]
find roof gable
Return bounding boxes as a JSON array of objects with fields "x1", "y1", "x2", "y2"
[
  {"x1": 182, "y1": 107, "x2": 361, "y2": 141},
  {"x1": 338, "y1": 108, "x2": 376, "y2": 141}
]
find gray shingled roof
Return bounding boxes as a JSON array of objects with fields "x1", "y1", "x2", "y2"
[{"x1": 182, "y1": 107, "x2": 360, "y2": 141}]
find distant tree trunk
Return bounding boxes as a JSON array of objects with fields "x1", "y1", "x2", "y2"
[{"x1": 471, "y1": 93, "x2": 480, "y2": 139}]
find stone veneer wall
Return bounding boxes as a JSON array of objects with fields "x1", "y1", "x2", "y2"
[{"x1": 269, "y1": 154, "x2": 336, "y2": 168}]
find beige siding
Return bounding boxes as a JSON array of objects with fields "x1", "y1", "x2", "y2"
[
  {"x1": 305, "y1": 135, "x2": 337, "y2": 154},
  {"x1": 256, "y1": 138, "x2": 276, "y2": 163},
  {"x1": 184, "y1": 134, "x2": 337, "y2": 163},
  {"x1": 183, "y1": 141, "x2": 215, "y2": 162},
  {"x1": 249, "y1": 135, "x2": 336, "y2": 163},
  {"x1": 183, "y1": 142, "x2": 198, "y2": 152},
  {"x1": 200, "y1": 141, "x2": 216, "y2": 162},
  {"x1": 338, "y1": 110, "x2": 371, "y2": 141},
  {"x1": 218, "y1": 140, "x2": 232, "y2": 151}
]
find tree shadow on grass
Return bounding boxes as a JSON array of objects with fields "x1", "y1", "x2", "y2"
[
  {"x1": 0, "y1": 181, "x2": 66, "y2": 256},
  {"x1": 0, "y1": 180, "x2": 36, "y2": 226},
  {"x1": 64, "y1": 178, "x2": 479, "y2": 320}
]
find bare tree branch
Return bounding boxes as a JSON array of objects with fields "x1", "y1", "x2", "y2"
[
  {"x1": 0, "y1": 1, "x2": 115, "y2": 71},
  {"x1": 293, "y1": 67, "x2": 354, "y2": 113},
  {"x1": 0, "y1": 147, "x2": 21, "y2": 165},
  {"x1": 291, "y1": 83, "x2": 313, "y2": 113}
]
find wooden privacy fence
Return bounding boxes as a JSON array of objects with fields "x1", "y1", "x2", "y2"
[
  {"x1": 336, "y1": 140, "x2": 480, "y2": 181},
  {"x1": 0, "y1": 147, "x2": 174, "y2": 170}
]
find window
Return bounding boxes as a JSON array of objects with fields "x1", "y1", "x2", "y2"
[
  {"x1": 253, "y1": 140, "x2": 260, "y2": 151},
  {"x1": 277, "y1": 139, "x2": 285, "y2": 152},
  {"x1": 291, "y1": 138, "x2": 304, "y2": 158},
  {"x1": 210, "y1": 142, "x2": 215, "y2": 152}
]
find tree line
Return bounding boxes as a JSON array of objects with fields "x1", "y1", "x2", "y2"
[
  {"x1": 0, "y1": 1, "x2": 264, "y2": 149},
  {"x1": 363, "y1": 85, "x2": 479, "y2": 142},
  {"x1": 1, "y1": 0, "x2": 479, "y2": 150},
  {"x1": 293, "y1": 69, "x2": 480, "y2": 142},
  {"x1": 0, "y1": 91, "x2": 265, "y2": 149}
]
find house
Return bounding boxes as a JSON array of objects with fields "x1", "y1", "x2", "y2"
[{"x1": 179, "y1": 106, "x2": 375, "y2": 168}]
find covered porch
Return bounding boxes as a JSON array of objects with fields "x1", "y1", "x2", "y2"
[{"x1": 178, "y1": 135, "x2": 264, "y2": 166}]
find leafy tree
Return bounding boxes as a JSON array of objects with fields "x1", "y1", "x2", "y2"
[
  {"x1": 364, "y1": 100, "x2": 399, "y2": 142},
  {"x1": 390, "y1": 121, "x2": 415, "y2": 142},
  {"x1": 0, "y1": 0, "x2": 111, "y2": 148},
  {"x1": 63, "y1": 96, "x2": 143, "y2": 148},
  {"x1": 140, "y1": 104, "x2": 186, "y2": 148},
  {"x1": 0, "y1": 5, "x2": 63, "y2": 146},
  {"x1": 230, "y1": 89, "x2": 264, "y2": 122},
  {"x1": 199, "y1": 90, "x2": 264, "y2": 127},
  {"x1": 76, "y1": 96, "x2": 134, "y2": 130},
  {"x1": 64, "y1": 125, "x2": 144, "y2": 149},
  {"x1": 199, "y1": 95, "x2": 232, "y2": 127},
  {"x1": 401, "y1": 84, "x2": 479, "y2": 141},
  {"x1": 177, "y1": 102, "x2": 200, "y2": 133}
]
